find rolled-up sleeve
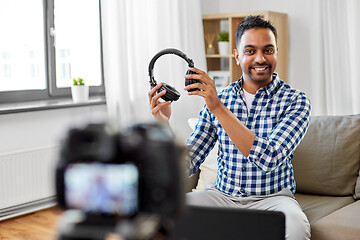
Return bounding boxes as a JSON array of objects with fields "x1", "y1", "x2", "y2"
[{"x1": 248, "y1": 93, "x2": 311, "y2": 172}]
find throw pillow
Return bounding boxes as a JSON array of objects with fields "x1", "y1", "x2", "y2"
[
  {"x1": 188, "y1": 118, "x2": 217, "y2": 191},
  {"x1": 293, "y1": 114, "x2": 360, "y2": 196}
]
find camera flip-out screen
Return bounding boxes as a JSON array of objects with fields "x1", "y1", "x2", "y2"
[{"x1": 64, "y1": 163, "x2": 138, "y2": 216}]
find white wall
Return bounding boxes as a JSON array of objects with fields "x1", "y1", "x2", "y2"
[
  {"x1": 0, "y1": 104, "x2": 107, "y2": 213},
  {"x1": 0, "y1": 105, "x2": 107, "y2": 153},
  {"x1": 201, "y1": 0, "x2": 315, "y2": 110}
]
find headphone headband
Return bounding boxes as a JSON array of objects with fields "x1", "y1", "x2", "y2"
[{"x1": 148, "y1": 48, "x2": 194, "y2": 86}]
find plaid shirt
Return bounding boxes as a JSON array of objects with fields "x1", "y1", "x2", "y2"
[{"x1": 186, "y1": 73, "x2": 311, "y2": 197}]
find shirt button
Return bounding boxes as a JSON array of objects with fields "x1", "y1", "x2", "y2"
[
  {"x1": 242, "y1": 167, "x2": 246, "y2": 171},
  {"x1": 240, "y1": 189, "x2": 245, "y2": 193}
]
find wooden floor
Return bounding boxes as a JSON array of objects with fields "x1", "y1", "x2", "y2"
[{"x1": 0, "y1": 207, "x2": 64, "y2": 240}]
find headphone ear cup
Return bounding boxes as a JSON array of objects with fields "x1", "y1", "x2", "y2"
[
  {"x1": 185, "y1": 69, "x2": 202, "y2": 92},
  {"x1": 158, "y1": 83, "x2": 180, "y2": 101}
]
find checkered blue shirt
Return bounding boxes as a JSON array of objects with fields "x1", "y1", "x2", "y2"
[{"x1": 186, "y1": 73, "x2": 311, "y2": 197}]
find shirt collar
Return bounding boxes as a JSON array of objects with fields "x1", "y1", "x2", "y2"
[{"x1": 235, "y1": 73, "x2": 282, "y2": 97}]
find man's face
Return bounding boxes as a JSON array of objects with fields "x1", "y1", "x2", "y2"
[{"x1": 234, "y1": 28, "x2": 278, "y2": 84}]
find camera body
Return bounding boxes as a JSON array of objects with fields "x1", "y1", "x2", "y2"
[{"x1": 56, "y1": 122, "x2": 185, "y2": 220}]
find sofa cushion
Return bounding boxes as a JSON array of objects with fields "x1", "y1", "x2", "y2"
[
  {"x1": 294, "y1": 193, "x2": 354, "y2": 224},
  {"x1": 292, "y1": 114, "x2": 360, "y2": 196},
  {"x1": 194, "y1": 151, "x2": 217, "y2": 191},
  {"x1": 310, "y1": 200, "x2": 360, "y2": 240}
]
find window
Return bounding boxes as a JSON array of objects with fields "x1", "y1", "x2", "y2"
[
  {"x1": 0, "y1": 0, "x2": 104, "y2": 104},
  {"x1": 58, "y1": 49, "x2": 71, "y2": 81},
  {"x1": 2, "y1": 52, "x2": 12, "y2": 79}
]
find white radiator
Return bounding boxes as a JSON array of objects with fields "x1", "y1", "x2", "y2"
[{"x1": 0, "y1": 145, "x2": 60, "y2": 220}]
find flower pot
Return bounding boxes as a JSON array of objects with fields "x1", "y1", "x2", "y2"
[
  {"x1": 71, "y1": 85, "x2": 89, "y2": 103},
  {"x1": 218, "y1": 41, "x2": 229, "y2": 55}
]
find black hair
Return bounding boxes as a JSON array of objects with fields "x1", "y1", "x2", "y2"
[{"x1": 235, "y1": 15, "x2": 277, "y2": 48}]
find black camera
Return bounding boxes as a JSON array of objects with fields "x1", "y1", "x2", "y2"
[{"x1": 55, "y1": 122, "x2": 185, "y2": 239}]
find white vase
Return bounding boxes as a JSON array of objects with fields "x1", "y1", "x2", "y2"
[
  {"x1": 218, "y1": 41, "x2": 229, "y2": 55},
  {"x1": 71, "y1": 85, "x2": 89, "y2": 103}
]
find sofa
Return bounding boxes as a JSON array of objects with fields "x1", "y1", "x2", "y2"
[{"x1": 185, "y1": 114, "x2": 360, "y2": 240}]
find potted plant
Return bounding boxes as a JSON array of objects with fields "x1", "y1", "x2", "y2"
[
  {"x1": 71, "y1": 77, "x2": 89, "y2": 103},
  {"x1": 217, "y1": 31, "x2": 229, "y2": 55}
]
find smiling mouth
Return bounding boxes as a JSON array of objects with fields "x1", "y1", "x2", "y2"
[{"x1": 251, "y1": 66, "x2": 269, "y2": 73}]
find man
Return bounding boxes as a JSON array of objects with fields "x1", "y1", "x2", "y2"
[{"x1": 149, "y1": 16, "x2": 311, "y2": 240}]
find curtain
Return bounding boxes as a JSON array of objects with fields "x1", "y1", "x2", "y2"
[
  {"x1": 310, "y1": 0, "x2": 360, "y2": 115},
  {"x1": 101, "y1": 0, "x2": 206, "y2": 140}
]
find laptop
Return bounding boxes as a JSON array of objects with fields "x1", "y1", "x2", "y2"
[{"x1": 168, "y1": 205, "x2": 285, "y2": 240}]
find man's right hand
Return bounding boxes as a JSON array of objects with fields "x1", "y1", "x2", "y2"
[{"x1": 148, "y1": 83, "x2": 172, "y2": 123}]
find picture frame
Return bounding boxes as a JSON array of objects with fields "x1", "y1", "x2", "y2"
[{"x1": 208, "y1": 71, "x2": 231, "y2": 91}]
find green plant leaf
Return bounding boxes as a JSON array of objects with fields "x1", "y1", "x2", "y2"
[
  {"x1": 73, "y1": 77, "x2": 85, "y2": 85},
  {"x1": 78, "y1": 78, "x2": 85, "y2": 85},
  {"x1": 217, "y1": 31, "x2": 229, "y2": 42}
]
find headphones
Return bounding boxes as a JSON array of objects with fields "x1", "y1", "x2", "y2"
[{"x1": 148, "y1": 48, "x2": 201, "y2": 101}]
